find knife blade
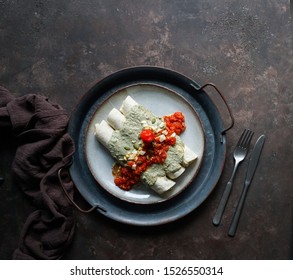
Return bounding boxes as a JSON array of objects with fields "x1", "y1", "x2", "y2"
[{"x1": 228, "y1": 134, "x2": 266, "y2": 237}]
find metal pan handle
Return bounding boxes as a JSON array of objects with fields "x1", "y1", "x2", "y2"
[
  {"x1": 58, "y1": 166, "x2": 106, "y2": 214},
  {"x1": 192, "y1": 83, "x2": 234, "y2": 142}
]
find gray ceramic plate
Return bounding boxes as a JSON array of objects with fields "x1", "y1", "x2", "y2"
[
  {"x1": 85, "y1": 84, "x2": 205, "y2": 204},
  {"x1": 68, "y1": 66, "x2": 228, "y2": 226}
]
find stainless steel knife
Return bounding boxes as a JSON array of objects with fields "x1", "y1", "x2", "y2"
[{"x1": 228, "y1": 134, "x2": 266, "y2": 237}]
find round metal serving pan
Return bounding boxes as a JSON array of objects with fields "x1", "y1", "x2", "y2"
[{"x1": 68, "y1": 66, "x2": 229, "y2": 226}]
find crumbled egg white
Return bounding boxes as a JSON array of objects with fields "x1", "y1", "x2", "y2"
[
  {"x1": 141, "y1": 118, "x2": 166, "y2": 133},
  {"x1": 159, "y1": 134, "x2": 166, "y2": 142}
]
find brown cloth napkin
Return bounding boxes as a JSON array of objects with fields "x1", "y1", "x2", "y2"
[{"x1": 0, "y1": 86, "x2": 75, "y2": 259}]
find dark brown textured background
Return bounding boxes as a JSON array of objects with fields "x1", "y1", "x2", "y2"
[{"x1": 0, "y1": 0, "x2": 292, "y2": 259}]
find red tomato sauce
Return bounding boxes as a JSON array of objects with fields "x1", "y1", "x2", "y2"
[{"x1": 113, "y1": 112, "x2": 186, "y2": 190}]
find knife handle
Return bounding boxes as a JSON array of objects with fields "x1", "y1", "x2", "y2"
[
  {"x1": 213, "y1": 181, "x2": 233, "y2": 226},
  {"x1": 228, "y1": 181, "x2": 249, "y2": 237}
]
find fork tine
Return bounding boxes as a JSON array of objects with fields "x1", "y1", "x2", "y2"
[
  {"x1": 242, "y1": 130, "x2": 254, "y2": 148},
  {"x1": 238, "y1": 129, "x2": 253, "y2": 148},
  {"x1": 237, "y1": 129, "x2": 250, "y2": 147},
  {"x1": 240, "y1": 130, "x2": 249, "y2": 146},
  {"x1": 236, "y1": 129, "x2": 248, "y2": 146}
]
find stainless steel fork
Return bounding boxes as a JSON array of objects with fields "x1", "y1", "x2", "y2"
[{"x1": 213, "y1": 129, "x2": 254, "y2": 226}]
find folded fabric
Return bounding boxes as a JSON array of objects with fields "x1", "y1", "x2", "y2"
[{"x1": 0, "y1": 86, "x2": 75, "y2": 259}]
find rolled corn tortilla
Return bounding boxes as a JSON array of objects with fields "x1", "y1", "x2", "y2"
[
  {"x1": 167, "y1": 166, "x2": 185, "y2": 179},
  {"x1": 107, "y1": 108, "x2": 126, "y2": 130},
  {"x1": 94, "y1": 120, "x2": 114, "y2": 148},
  {"x1": 152, "y1": 176, "x2": 175, "y2": 194},
  {"x1": 182, "y1": 145, "x2": 198, "y2": 167},
  {"x1": 120, "y1": 95, "x2": 138, "y2": 115}
]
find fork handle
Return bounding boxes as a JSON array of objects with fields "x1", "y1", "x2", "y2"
[
  {"x1": 212, "y1": 181, "x2": 233, "y2": 226},
  {"x1": 228, "y1": 181, "x2": 250, "y2": 237}
]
